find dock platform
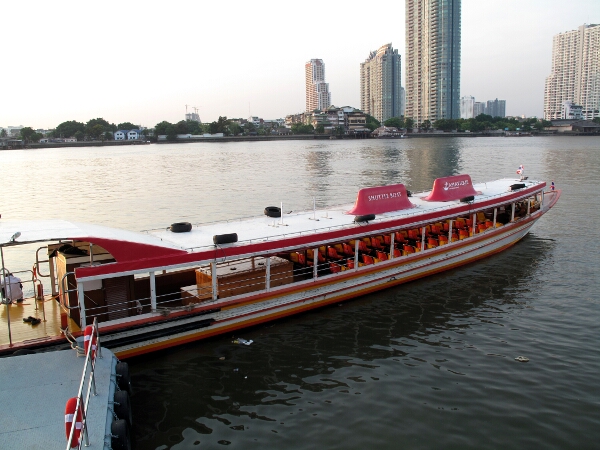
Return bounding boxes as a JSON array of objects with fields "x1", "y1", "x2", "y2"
[{"x1": 0, "y1": 347, "x2": 117, "y2": 449}]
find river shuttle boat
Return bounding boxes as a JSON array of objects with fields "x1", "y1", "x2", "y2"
[{"x1": 0, "y1": 173, "x2": 560, "y2": 358}]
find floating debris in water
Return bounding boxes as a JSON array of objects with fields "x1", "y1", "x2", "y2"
[
  {"x1": 515, "y1": 356, "x2": 529, "y2": 362},
  {"x1": 233, "y1": 338, "x2": 253, "y2": 346}
]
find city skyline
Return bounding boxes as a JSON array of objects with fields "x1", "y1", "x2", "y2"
[{"x1": 1, "y1": 1, "x2": 598, "y2": 128}]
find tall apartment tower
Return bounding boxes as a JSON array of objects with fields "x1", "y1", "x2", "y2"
[
  {"x1": 544, "y1": 24, "x2": 600, "y2": 120},
  {"x1": 360, "y1": 43, "x2": 403, "y2": 122},
  {"x1": 460, "y1": 95, "x2": 475, "y2": 119},
  {"x1": 405, "y1": 0, "x2": 461, "y2": 124},
  {"x1": 473, "y1": 102, "x2": 486, "y2": 117},
  {"x1": 485, "y1": 99, "x2": 506, "y2": 118},
  {"x1": 305, "y1": 59, "x2": 331, "y2": 113}
]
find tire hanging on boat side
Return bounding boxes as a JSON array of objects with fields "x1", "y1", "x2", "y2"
[
  {"x1": 114, "y1": 390, "x2": 133, "y2": 426},
  {"x1": 111, "y1": 419, "x2": 131, "y2": 450},
  {"x1": 116, "y1": 362, "x2": 132, "y2": 394}
]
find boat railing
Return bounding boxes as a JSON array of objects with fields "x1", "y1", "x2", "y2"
[
  {"x1": 65, "y1": 317, "x2": 101, "y2": 450},
  {"x1": 60, "y1": 272, "x2": 80, "y2": 310},
  {"x1": 34, "y1": 246, "x2": 52, "y2": 279},
  {"x1": 1, "y1": 267, "x2": 37, "y2": 303},
  {"x1": 1, "y1": 267, "x2": 48, "y2": 346},
  {"x1": 184, "y1": 186, "x2": 544, "y2": 253}
]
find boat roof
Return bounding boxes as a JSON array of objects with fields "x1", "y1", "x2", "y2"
[{"x1": 1, "y1": 177, "x2": 546, "y2": 279}]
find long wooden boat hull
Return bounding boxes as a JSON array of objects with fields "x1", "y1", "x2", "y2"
[
  {"x1": 107, "y1": 208, "x2": 545, "y2": 359},
  {"x1": 0, "y1": 179, "x2": 561, "y2": 359}
]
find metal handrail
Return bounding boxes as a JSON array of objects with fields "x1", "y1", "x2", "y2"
[
  {"x1": 60, "y1": 272, "x2": 80, "y2": 310},
  {"x1": 35, "y1": 246, "x2": 53, "y2": 278},
  {"x1": 65, "y1": 317, "x2": 101, "y2": 450}
]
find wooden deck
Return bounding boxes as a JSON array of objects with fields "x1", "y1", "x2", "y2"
[{"x1": 0, "y1": 296, "x2": 80, "y2": 348}]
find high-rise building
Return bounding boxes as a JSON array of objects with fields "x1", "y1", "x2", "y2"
[
  {"x1": 544, "y1": 24, "x2": 600, "y2": 120},
  {"x1": 305, "y1": 59, "x2": 331, "y2": 112},
  {"x1": 460, "y1": 95, "x2": 475, "y2": 119},
  {"x1": 360, "y1": 43, "x2": 403, "y2": 122},
  {"x1": 485, "y1": 98, "x2": 506, "y2": 118},
  {"x1": 473, "y1": 102, "x2": 486, "y2": 117},
  {"x1": 405, "y1": 0, "x2": 461, "y2": 124}
]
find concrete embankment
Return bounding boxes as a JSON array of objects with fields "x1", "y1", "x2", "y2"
[{"x1": 0, "y1": 348, "x2": 119, "y2": 450}]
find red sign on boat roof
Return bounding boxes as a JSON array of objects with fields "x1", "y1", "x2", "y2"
[
  {"x1": 346, "y1": 184, "x2": 414, "y2": 215},
  {"x1": 423, "y1": 174, "x2": 479, "y2": 202}
]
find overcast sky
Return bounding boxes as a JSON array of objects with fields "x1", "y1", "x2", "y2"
[{"x1": 1, "y1": 1, "x2": 598, "y2": 129}]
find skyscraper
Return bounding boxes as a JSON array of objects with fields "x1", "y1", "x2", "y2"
[
  {"x1": 485, "y1": 98, "x2": 506, "y2": 118},
  {"x1": 360, "y1": 43, "x2": 403, "y2": 122},
  {"x1": 305, "y1": 59, "x2": 331, "y2": 113},
  {"x1": 460, "y1": 95, "x2": 475, "y2": 119},
  {"x1": 405, "y1": 0, "x2": 461, "y2": 124},
  {"x1": 544, "y1": 24, "x2": 600, "y2": 120}
]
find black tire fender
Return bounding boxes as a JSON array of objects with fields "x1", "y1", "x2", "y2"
[
  {"x1": 116, "y1": 362, "x2": 132, "y2": 394},
  {"x1": 264, "y1": 206, "x2": 281, "y2": 217},
  {"x1": 170, "y1": 222, "x2": 192, "y2": 233},
  {"x1": 111, "y1": 419, "x2": 131, "y2": 450},
  {"x1": 213, "y1": 233, "x2": 238, "y2": 245},
  {"x1": 354, "y1": 214, "x2": 376, "y2": 223},
  {"x1": 114, "y1": 390, "x2": 133, "y2": 426}
]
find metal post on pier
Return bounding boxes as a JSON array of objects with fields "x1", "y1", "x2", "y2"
[
  {"x1": 150, "y1": 272, "x2": 157, "y2": 310},
  {"x1": 77, "y1": 283, "x2": 86, "y2": 328},
  {"x1": 211, "y1": 262, "x2": 218, "y2": 301},
  {"x1": 389, "y1": 232, "x2": 395, "y2": 259},
  {"x1": 265, "y1": 256, "x2": 271, "y2": 291},
  {"x1": 0, "y1": 246, "x2": 13, "y2": 346},
  {"x1": 354, "y1": 240, "x2": 359, "y2": 271}
]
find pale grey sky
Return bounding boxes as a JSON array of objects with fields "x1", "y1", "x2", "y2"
[{"x1": 1, "y1": 0, "x2": 598, "y2": 129}]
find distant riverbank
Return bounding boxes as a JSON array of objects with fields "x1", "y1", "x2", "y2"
[{"x1": 3, "y1": 129, "x2": 596, "y2": 151}]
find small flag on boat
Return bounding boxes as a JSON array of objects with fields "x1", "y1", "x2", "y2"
[
  {"x1": 551, "y1": 181, "x2": 555, "y2": 191},
  {"x1": 516, "y1": 165, "x2": 524, "y2": 175}
]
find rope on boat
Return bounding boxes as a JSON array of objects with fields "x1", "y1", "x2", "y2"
[
  {"x1": 62, "y1": 327, "x2": 85, "y2": 355},
  {"x1": 155, "y1": 304, "x2": 196, "y2": 316}
]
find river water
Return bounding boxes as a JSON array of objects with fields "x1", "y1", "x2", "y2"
[{"x1": 1, "y1": 137, "x2": 599, "y2": 449}]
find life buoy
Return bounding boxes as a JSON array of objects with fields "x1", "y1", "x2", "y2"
[
  {"x1": 65, "y1": 397, "x2": 83, "y2": 449},
  {"x1": 83, "y1": 326, "x2": 97, "y2": 361}
]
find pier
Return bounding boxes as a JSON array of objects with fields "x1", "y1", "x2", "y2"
[{"x1": 0, "y1": 343, "x2": 127, "y2": 449}]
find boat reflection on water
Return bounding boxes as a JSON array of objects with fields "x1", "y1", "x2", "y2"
[{"x1": 131, "y1": 234, "x2": 554, "y2": 449}]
